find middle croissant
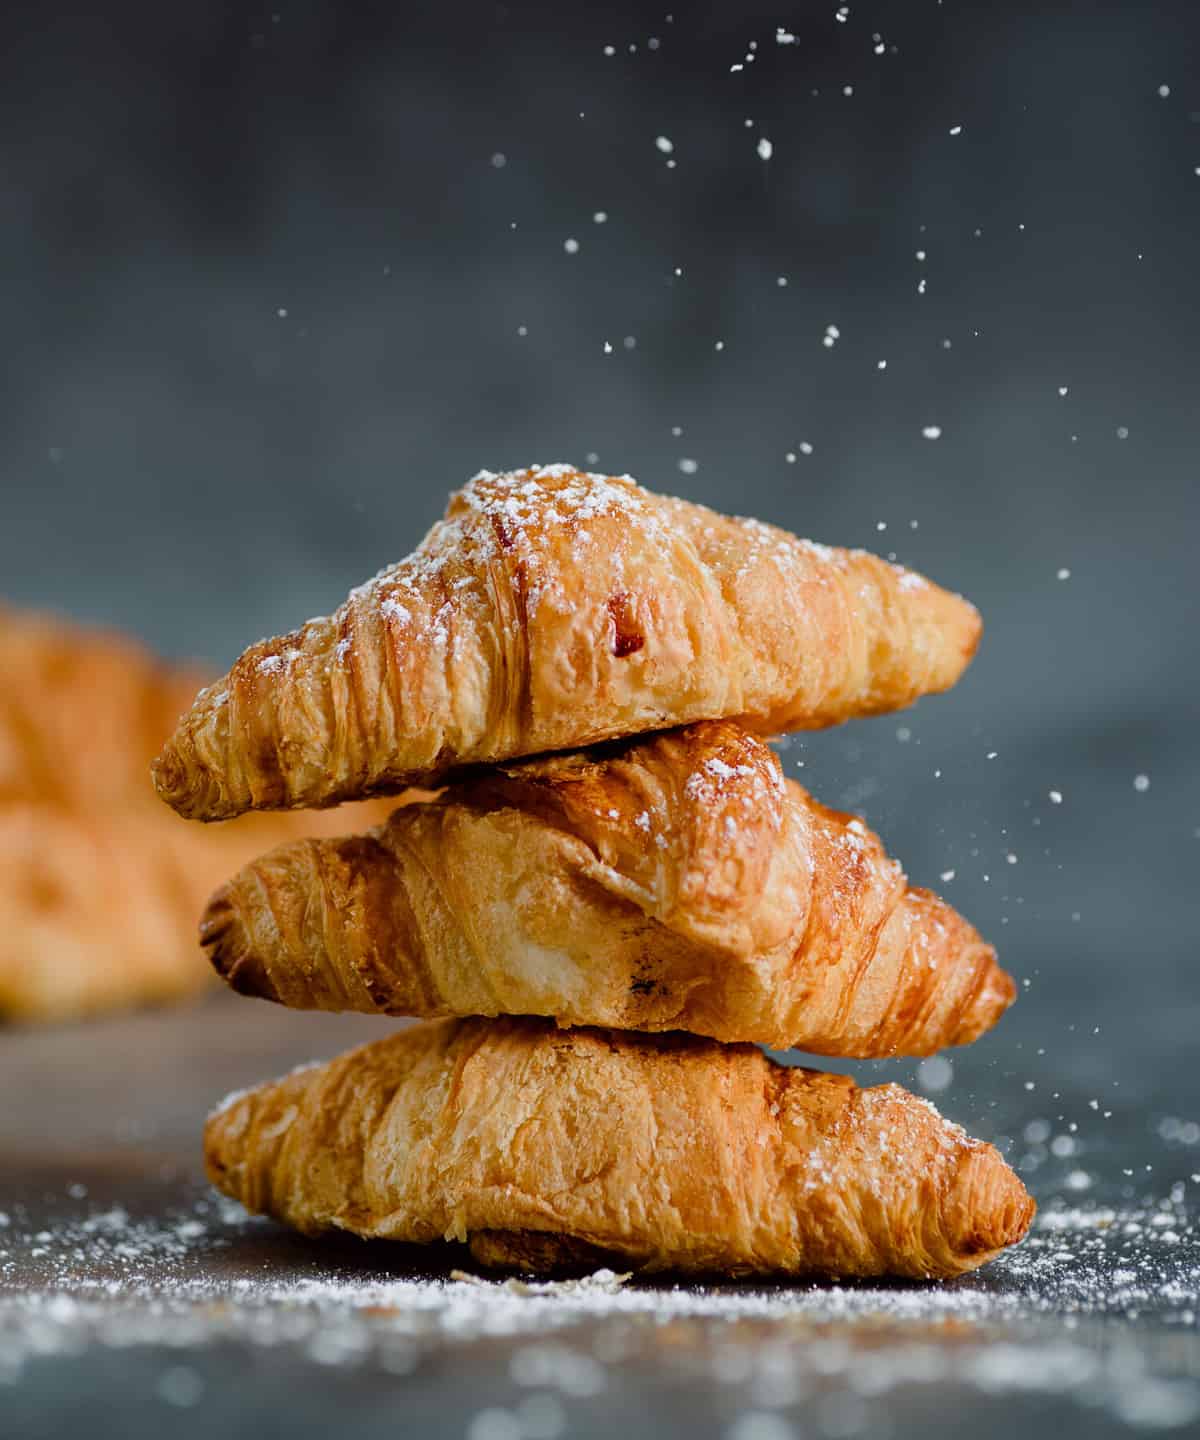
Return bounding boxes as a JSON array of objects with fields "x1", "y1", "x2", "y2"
[{"x1": 201, "y1": 720, "x2": 1012, "y2": 1057}]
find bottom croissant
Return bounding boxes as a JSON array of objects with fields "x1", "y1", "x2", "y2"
[{"x1": 204, "y1": 1018, "x2": 1033, "y2": 1279}]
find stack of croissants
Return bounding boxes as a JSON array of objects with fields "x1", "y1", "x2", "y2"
[{"x1": 145, "y1": 464, "x2": 1031, "y2": 1279}]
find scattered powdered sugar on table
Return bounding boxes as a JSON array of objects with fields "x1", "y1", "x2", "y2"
[{"x1": 1, "y1": 1183, "x2": 1197, "y2": 1432}]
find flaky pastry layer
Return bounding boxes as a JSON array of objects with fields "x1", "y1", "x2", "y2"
[
  {"x1": 205, "y1": 1017, "x2": 1034, "y2": 1279},
  {"x1": 155, "y1": 465, "x2": 981, "y2": 819},
  {"x1": 203, "y1": 721, "x2": 1011, "y2": 1057}
]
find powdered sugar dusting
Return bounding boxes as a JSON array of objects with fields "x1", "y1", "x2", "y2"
[
  {"x1": 380, "y1": 597, "x2": 412, "y2": 624},
  {"x1": 1, "y1": 1185, "x2": 1196, "y2": 1428},
  {"x1": 207, "y1": 1084, "x2": 253, "y2": 1121}
]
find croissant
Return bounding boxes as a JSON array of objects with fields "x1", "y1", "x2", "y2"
[
  {"x1": 205, "y1": 1016, "x2": 1033, "y2": 1278},
  {"x1": 202, "y1": 721, "x2": 1011, "y2": 1057},
  {"x1": 153, "y1": 464, "x2": 981, "y2": 820},
  {"x1": 0, "y1": 604, "x2": 397, "y2": 1022}
]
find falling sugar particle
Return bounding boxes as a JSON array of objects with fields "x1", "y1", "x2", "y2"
[
  {"x1": 1158, "y1": 84, "x2": 1171, "y2": 98},
  {"x1": 835, "y1": 5, "x2": 849, "y2": 21},
  {"x1": 915, "y1": 249, "x2": 926, "y2": 261},
  {"x1": 877, "y1": 359, "x2": 887, "y2": 369},
  {"x1": 1006, "y1": 852, "x2": 1018, "y2": 865},
  {"x1": 940, "y1": 869, "x2": 956, "y2": 882},
  {"x1": 714, "y1": 340, "x2": 725, "y2": 351},
  {"x1": 728, "y1": 1416, "x2": 793, "y2": 1440},
  {"x1": 467, "y1": 1410, "x2": 522, "y2": 1440},
  {"x1": 896, "y1": 725, "x2": 911, "y2": 742},
  {"x1": 785, "y1": 452, "x2": 797, "y2": 463},
  {"x1": 563, "y1": 237, "x2": 580, "y2": 254},
  {"x1": 1116, "y1": 426, "x2": 1129, "y2": 439},
  {"x1": 1057, "y1": 567, "x2": 1071, "y2": 580},
  {"x1": 671, "y1": 425, "x2": 683, "y2": 436},
  {"x1": 276, "y1": 307, "x2": 288, "y2": 318},
  {"x1": 1058, "y1": 385, "x2": 1069, "y2": 396},
  {"x1": 757, "y1": 137, "x2": 773, "y2": 160},
  {"x1": 603, "y1": 45, "x2": 615, "y2": 56},
  {"x1": 917, "y1": 277, "x2": 927, "y2": 294},
  {"x1": 490, "y1": 152, "x2": 506, "y2": 168},
  {"x1": 1133, "y1": 774, "x2": 1150, "y2": 792},
  {"x1": 776, "y1": 275, "x2": 788, "y2": 287},
  {"x1": 949, "y1": 124, "x2": 962, "y2": 135},
  {"x1": 516, "y1": 326, "x2": 527, "y2": 337},
  {"x1": 843, "y1": 85, "x2": 854, "y2": 97},
  {"x1": 622, "y1": 335, "x2": 637, "y2": 350},
  {"x1": 917, "y1": 1056, "x2": 954, "y2": 1093},
  {"x1": 876, "y1": 520, "x2": 888, "y2": 531},
  {"x1": 1049, "y1": 790, "x2": 1063, "y2": 804},
  {"x1": 921, "y1": 424, "x2": 942, "y2": 439},
  {"x1": 987, "y1": 751, "x2": 998, "y2": 759},
  {"x1": 157, "y1": 1366, "x2": 205, "y2": 1409},
  {"x1": 799, "y1": 441, "x2": 814, "y2": 455},
  {"x1": 776, "y1": 27, "x2": 797, "y2": 44},
  {"x1": 655, "y1": 135, "x2": 674, "y2": 154},
  {"x1": 678, "y1": 457, "x2": 699, "y2": 474},
  {"x1": 593, "y1": 211, "x2": 608, "y2": 224},
  {"x1": 603, "y1": 341, "x2": 613, "y2": 354}
]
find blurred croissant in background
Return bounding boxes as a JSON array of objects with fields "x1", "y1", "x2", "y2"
[{"x1": 0, "y1": 605, "x2": 394, "y2": 1023}]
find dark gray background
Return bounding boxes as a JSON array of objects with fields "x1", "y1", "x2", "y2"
[{"x1": 3, "y1": 0, "x2": 1198, "y2": 1132}]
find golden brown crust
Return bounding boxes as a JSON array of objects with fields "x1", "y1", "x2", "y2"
[
  {"x1": 201, "y1": 721, "x2": 1012, "y2": 1056},
  {"x1": 154, "y1": 465, "x2": 981, "y2": 819},
  {"x1": 0, "y1": 604, "x2": 396, "y2": 1022},
  {"x1": 204, "y1": 1017, "x2": 1034, "y2": 1279}
]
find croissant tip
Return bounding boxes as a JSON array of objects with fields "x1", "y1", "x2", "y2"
[
  {"x1": 944, "y1": 1146, "x2": 1035, "y2": 1268},
  {"x1": 152, "y1": 740, "x2": 221, "y2": 820},
  {"x1": 203, "y1": 1094, "x2": 248, "y2": 1192},
  {"x1": 149, "y1": 746, "x2": 181, "y2": 804},
  {"x1": 200, "y1": 893, "x2": 281, "y2": 1004},
  {"x1": 966, "y1": 958, "x2": 1018, "y2": 1037},
  {"x1": 992, "y1": 963, "x2": 1018, "y2": 1011}
]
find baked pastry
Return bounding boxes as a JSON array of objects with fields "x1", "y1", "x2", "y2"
[
  {"x1": 0, "y1": 605, "x2": 396, "y2": 1022},
  {"x1": 202, "y1": 720, "x2": 1011, "y2": 1057},
  {"x1": 154, "y1": 464, "x2": 981, "y2": 820},
  {"x1": 205, "y1": 1016, "x2": 1034, "y2": 1278},
  {"x1": 0, "y1": 602, "x2": 210, "y2": 816}
]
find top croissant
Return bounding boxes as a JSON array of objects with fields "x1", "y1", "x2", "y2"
[{"x1": 154, "y1": 465, "x2": 981, "y2": 820}]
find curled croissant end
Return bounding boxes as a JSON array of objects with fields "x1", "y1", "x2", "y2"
[
  {"x1": 154, "y1": 465, "x2": 981, "y2": 820},
  {"x1": 200, "y1": 721, "x2": 1012, "y2": 1058},
  {"x1": 204, "y1": 1017, "x2": 1034, "y2": 1279}
]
